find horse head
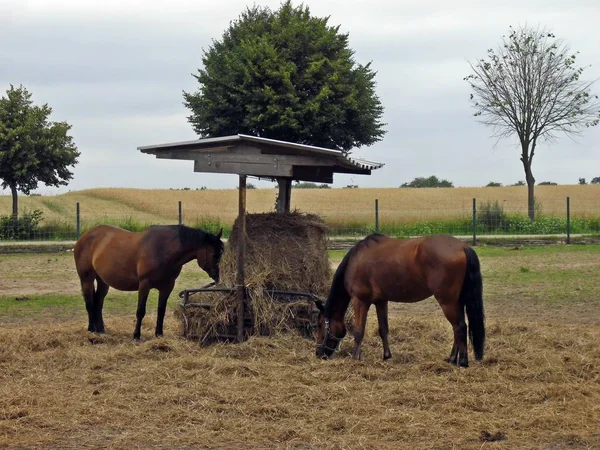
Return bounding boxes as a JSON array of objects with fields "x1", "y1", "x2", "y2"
[
  {"x1": 314, "y1": 299, "x2": 346, "y2": 359},
  {"x1": 197, "y1": 228, "x2": 224, "y2": 282}
]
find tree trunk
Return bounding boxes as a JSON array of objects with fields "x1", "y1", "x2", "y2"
[
  {"x1": 521, "y1": 145, "x2": 536, "y2": 221},
  {"x1": 526, "y1": 173, "x2": 535, "y2": 220},
  {"x1": 11, "y1": 184, "x2": 18, "y2": 218}
]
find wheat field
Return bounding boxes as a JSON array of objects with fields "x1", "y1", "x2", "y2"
[{"x1": 1, "y1": 185, "x2": 599, "y2": 228}]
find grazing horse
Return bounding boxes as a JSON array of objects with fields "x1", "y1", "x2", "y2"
[
  {"x1": 74, "y1": 224, "x2": 224, "y2": 341},
  {"x1": 315, "y1": 234, "x2": 485, "y2": 367}
]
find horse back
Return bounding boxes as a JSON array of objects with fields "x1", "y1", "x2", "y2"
[
  {"x1": 345, "y1": 234, "x2": 468, "y2": 303},
  {"x1": 74, "y1": 225, "x2": 145, "y2": 286}
]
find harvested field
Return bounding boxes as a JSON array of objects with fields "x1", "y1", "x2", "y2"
[
  {"x1": 1, "y1": 185, "x2": 599, "y2": 226},
  {"x1": 0, "y1": 246, "x2": 599, "y2": 449}
]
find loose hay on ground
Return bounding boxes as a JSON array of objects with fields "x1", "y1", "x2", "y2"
[
  {"x1": 178, "y1": 212, "x2": 331, "y2": 342},
  {"x1": 1, "y1": 313, "x2": 599, "y2": 450}
]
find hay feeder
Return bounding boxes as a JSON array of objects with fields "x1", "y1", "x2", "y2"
[{"x1": 176, "y1": 211, "x2": 331, "y2": 344}]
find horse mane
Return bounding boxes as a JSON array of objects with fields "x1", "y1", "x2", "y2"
[
  {"x1": 155, "y1": 225, "x2": 223, "y2": 257},
  {"x1": 324, "y1": 233, "x2": 384, "y2": 318}
]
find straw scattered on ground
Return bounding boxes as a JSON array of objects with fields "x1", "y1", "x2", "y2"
[{"x1": 0, "y1": 311, "x2": 599, "y2": 450}]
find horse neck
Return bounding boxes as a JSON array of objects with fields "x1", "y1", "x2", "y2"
[
  {"x1": 327, "y1": 291, "x2": 351, "y2": 323},
  {"x1": 169, "y1": 238, "x2": 202, "y2": 267},
  {"x1": 171, "y1": 227, "x2": 210, "y2": 265},
  {"x1": 325, "y1": 253, "x2": 352, "y2": 322}
]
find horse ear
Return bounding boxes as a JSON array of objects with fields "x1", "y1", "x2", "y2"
[
  {"x1": 216, "y1": 228, "x2": 223, "y2": 239},
  {"x1": 314, "y1": 299, "x2": 325, "y2": 313}
]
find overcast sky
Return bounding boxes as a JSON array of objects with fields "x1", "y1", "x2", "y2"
[{"x1": 1, "y1": 0, "x2": 599, "y2": 193}]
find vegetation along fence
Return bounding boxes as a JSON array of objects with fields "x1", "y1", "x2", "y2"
[{"x1": 1, "y1": 195, "x2": 598, "y2": 243}]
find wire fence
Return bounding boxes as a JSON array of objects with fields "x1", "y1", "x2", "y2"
[{"x1": 1, "y1": 197, "x2": 599, "y2": 243}]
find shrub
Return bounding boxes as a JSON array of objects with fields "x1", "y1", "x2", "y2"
[
  {"x1": 477, "y1": 200, "x2": 508, "y2": 232},
  {"x1": 0, "y1": 209, "x2": 44, "y2": 240}
]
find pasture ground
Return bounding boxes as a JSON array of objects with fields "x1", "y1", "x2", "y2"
[{"x1": 1, "y1": 246, "x2": 599, "y2": 449}]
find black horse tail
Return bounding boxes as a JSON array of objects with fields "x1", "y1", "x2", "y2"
[
  {"x1": 323, "y1": 247, "x2": 353, "y2": 318},
  {"x1": 460, "y1": 246, "x2": 485, "y2": 360}
]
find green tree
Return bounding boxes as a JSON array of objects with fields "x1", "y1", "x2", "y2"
[
  {"x1": 401, "y1": 175, "x2": 454, "y2": 188},
  {"x1": 183, "y1": 1, "x2": 386, "y2": 152},
  {"x1": 0, "y1": 85, "x2": 79, "y2": 217},
  {"x1": 465, "y1": 26, "x2": 600, "y2": 220}
]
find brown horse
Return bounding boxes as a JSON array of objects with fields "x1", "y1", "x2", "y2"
[
  {"x1": 315, "y1": 234, "x2": 485, "y2": 367},
  {"x1": 74, "y1": 224, "x2": 224, "y2": 341}
]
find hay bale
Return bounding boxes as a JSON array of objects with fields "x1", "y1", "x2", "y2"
[{"x1": 178, "y1": 211, "x2": 331, "y2": 343}]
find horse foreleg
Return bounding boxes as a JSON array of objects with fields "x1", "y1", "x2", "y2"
[
  {"x1": 155, "y1": 281, "x2": 175, "y2": 337},
  {"x1": 133, "y1": 281, "x2": 151, "y2": 341},
  {"x1": 352, "y1": 299, "x2": 370, "y2": 360},
  {"x1": 375, "y1": 301, "x2": 392, "y2": 360}
]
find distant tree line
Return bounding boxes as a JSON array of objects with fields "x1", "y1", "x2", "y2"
[
  {"x1": 293, "y1": 182, "x2": 331, "y2": 189},
  {"x1": 400, "y1": 176, "x2": 454, "y2": 188}
]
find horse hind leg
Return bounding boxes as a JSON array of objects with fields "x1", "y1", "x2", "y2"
[
  {"x1": 437, "y1": 297, "x2": 468, "y2": 368},
  {"x1": 94, "y1": 277, "x2": 110, "y2": 333},
  {"x1": 79, "y1": 273, "x2": 97, "y2": 333}
]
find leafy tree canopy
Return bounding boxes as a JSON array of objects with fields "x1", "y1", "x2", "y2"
[
  {"x1": 183, "y1": 1, "x2": 386, "y2": 152},
  {"x1": 0, "y1": 84, "x2": 79, "y2": 216},
  {"x1": 401, "y1": 175, "x2": 454, "y2": 188}
]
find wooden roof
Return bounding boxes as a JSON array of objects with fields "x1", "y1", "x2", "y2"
[{"x1": 138, "y1": 134, "x2": 383, "y2": 183}]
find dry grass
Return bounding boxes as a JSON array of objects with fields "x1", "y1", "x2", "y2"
[
  {"x1": 1, "y1": 246, "x2": 599, "y2": 448},
  {"x1": 0, "y1": 312, "x2": 598, "y2": 449},
  {"x1": 2, "y1": 185, "x2": 599, "y2": 226}
]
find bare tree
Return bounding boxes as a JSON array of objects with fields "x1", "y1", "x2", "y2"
[{"x1": 465, "y1": 26, "x2": 600, "y2": 219}]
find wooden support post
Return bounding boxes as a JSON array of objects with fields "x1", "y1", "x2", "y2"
[
  {"x1": 236, "y1": 175, "x2": 247, "y2": 342},
  {"x1": 276, "y1": 178, "x2": 292, "y2": 213}
]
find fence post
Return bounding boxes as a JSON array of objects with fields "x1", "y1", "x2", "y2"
[
  {"x1": 76, "y1": 202, "x2": 80, "y2": 239},
  {"x1": 472, "y1": 198, "x2": 477, "y2": 246},
  {"x1": 566, "y1": 197, "x2": 571, "y2": 244},
  {"x1": 375, "y1": 199, "x2": 379, "y2": 234},
  {"x1": 178, "y1": 201, "x2": 182, "y2": 225}
]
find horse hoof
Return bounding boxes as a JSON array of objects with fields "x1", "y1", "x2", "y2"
[{"x1": 383, "y1": 353, "x2": 392, "y2": 360}]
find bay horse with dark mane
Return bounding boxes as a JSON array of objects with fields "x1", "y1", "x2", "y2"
[
  {"x1": 74, "y1": 224, "x2": 224, "y2": 341},
  {"x1": 315, "y1": 234, "x2": 485, "y2": 367}
]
